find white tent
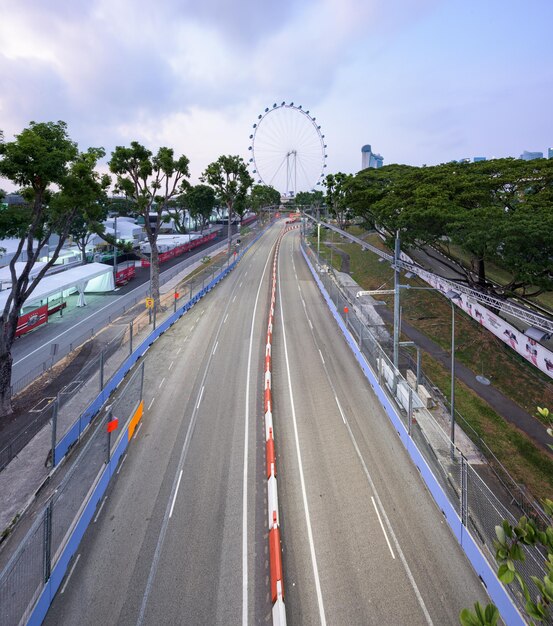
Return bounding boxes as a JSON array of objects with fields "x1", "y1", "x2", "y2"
[{"x1": 0, "y1": 262, "x2": 115, "y2": 312}]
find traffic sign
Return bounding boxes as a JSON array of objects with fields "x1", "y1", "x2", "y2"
[{"x1": 145, "y1": 297, "x2": 154, "y2": 309}]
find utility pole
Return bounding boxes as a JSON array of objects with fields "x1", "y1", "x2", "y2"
[{"x1": 393, "y1": 230, "x2": 401, "y2": 369}]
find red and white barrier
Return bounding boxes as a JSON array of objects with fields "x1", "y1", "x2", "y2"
[{"x1": 263, "y1": 228, "x2": 291, "y2": 626}]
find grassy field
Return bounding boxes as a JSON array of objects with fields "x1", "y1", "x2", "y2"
[{"x1": 312, "y1": 228, "x2": 553, "y2": 501}]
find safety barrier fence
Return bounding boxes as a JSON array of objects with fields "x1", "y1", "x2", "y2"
[
  {"x1": 264, "y1": 227, "x2": 295, "y2": 626},
  {"x1": 9, "y1": 232, "x2": 243, "y2": 398},
  {"x1": 301, "y1": 240, "x2": 540, "y2": 626},
  {"x1": 0, "y1": 362, "x2": 144, "y2": 626},
  {"x1": 0, "y1": 225, "x2": 262, "y2": 473},
  {"x1": 0, "y1": 222, "x2": 270, "y2": 626}
]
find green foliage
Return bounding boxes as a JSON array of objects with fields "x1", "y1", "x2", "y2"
[
  {"x1": 344, "y1": 158, "x2": 553, "y2": 295},
  {"x1": 459, "y1": 602, "x2": 499, "y2": 626},
  {"x1": 294, "y1": 190, "x2": 324, "y2": 208},
  {"x1": 250, "y1": 184, "x2": 280, "y2": 212},
  {"x1": 202, "y1": 155, "x2": 253, "y2": 216},
  {"x1": 461, "y1": 410, "x2": 553, "y2": 625},
  {"x1": 324, "y1": 172, "x2": 352, "y2": 229},
  {"x1": 185, "y1": 184, "x2": 215, "y2": 232}
]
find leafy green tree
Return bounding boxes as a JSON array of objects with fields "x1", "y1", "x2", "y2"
[
  {"x1": 325, "y1": 172, "x2": 352, "y2": 229},
  {"x1": 202, "y1": 155, "x2": 253, "y2": 254},
  {"x1": 250, "y1": 184, "x2": 280, "y2": 214},
  {"x1": 294, "y1": 190, "x2": 324, "y2": 213},
  {"x1": 53, "y1": 149, "x2": 111, "y2": 264},
  {"x1": 0, "y1": 121, "x2": 92, "y2": 417},
  {"x1": 109, "y1": 142, "x2": 190, "y2": 306},
  {"x1": 186, "y1": 184, "x2": 215, "y2": 233}
]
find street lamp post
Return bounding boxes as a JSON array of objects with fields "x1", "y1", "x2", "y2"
[{"x1": 357, "y1": 281, "x2": 461, "y2": 455}]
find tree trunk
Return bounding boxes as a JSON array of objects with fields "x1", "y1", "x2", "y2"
[
  {"x1": 0, "y1": 345, "x2": 14, "y2": 417},
  {"x1": 477, "y1": 258, "x2": 486, "y2": 286},
  {"x1": 150, "y1": 243, "x2": 161, "y2": 305},
  {"x1": 227, "y1": 203, "x2": 232, "y2": 256},
  {"x1": 0, "y1": 311, "x2": 19, "y2": 418}
]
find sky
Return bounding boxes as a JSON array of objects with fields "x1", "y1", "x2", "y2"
[{"x1": 1, "y1": 0, "x2": 552, "y2": 193}]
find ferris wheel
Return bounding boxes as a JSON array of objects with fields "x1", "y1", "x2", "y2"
[{"x1": 248, "y1": 102, "x2": 327, "y2": 197}]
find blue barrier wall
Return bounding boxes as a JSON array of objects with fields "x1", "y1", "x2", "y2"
[
  {"x1": 53, "y1": 227, "x2": 264, "y2": 466},
  {"x1": 300, "y1": 246, "x2": 525, "y2": 626},
  {"x1": 25, "y1": 224, "x2": 271, "y2": 625}
]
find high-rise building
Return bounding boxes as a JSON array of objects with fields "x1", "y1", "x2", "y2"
[
  {"x1": 473, "y1": 156, "x2": 486, "y2": 162},
  {"x1": 520, "y1": 150, "x2": 544, "y2": 160},
  {"x1": 548, "y1": 147, "x2": 553, "y2": 159},
  {"x1": 361, "y1": 144, "x2": 384, "y2": 169}
]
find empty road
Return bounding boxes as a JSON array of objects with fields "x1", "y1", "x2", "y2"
[{"x1": 44, "y1": 224, "x2": 490, "y2": 625}]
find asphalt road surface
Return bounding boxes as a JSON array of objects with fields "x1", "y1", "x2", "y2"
[
  {"x1": 44, "y1": 223, "x2": 278, "y2": 625},
  {"x1": 271, "y1": 230, "x2": 489, "y2": 624},
  {"x1": 44, "y1": 224, "x2": 490, "y2": 625}
]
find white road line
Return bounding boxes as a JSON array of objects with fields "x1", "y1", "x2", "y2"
[
  {"x1": 232, "y1": 295, "x2": 236, "y2": 303},
  {"x1": 335, "y1": 397, "x2": 346, "y2": 424},
  {"x1": 224, "y1": 313, "x2": 229, "y2": 323},
  {"x1": 168, "y1": 361, "x2": 174, "y2": 370},
  {"x1": 60, "y1": 554, "x2": 81, "y2": 594},
  {"x1": 134, "y1": 422, "x2": 143, "y2": 438},
  {"x1": 93, "y1": 497, "x2": 107, "y2": 523},
  {"x1": 244, "y1": 271, "x2": 248, "y2": 276},
  {"x1": 136, "y1": 251, "x2": 257, "y2": 626},
  {"x1": 318, "y1": 349, "x2": 325, "y2": 365},
  {"x1": 298, "y1": 264, "x2": 433, "y2": 624},
  {"x1": 239, "y1": 281, "x2": 243, "y2": 287},
  {"x1": 308, "y1": 318, "x2": 313, "y2": 330},
  {"x1": 116, "y1": 453, "x2": 128, "y2": 475},
  {"x1": 278, "y1": 257, "x2": 327, "y2": 626},
  {"x1": 169, "y1": 470, "x2": 184, "y2": 519},
  {"x1": 212, "y1": 341, "x2": 219, "y2": 355},
  {"x1": 371, "y1": 496, "x2": 395, "y2": 559},
  {"x1": 147, "y1": 397, "x2": 155, "y2": 411},
  {"x1": 158, "y1": 377, "x2": 166, "y2": 389},
  {"x1": 243, "y1": 245, "x2": 274, "y2": 626},
  {"x1": 196, "y1": 385, "x2": 204, "y2": 409},
  {"x1": 177, "y1": 347, "x2": 182, "y2": 355}
]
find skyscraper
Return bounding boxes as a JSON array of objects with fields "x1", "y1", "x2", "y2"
[
  {"x1": 361, "y1": 145, "x2": 384, "y2": 169},
  {"x1": 548, "y1": 147, "x2": 553, "y2": 159},
  {"x1": 520, "y1": 150, "x2": 544, "y2": 160}
]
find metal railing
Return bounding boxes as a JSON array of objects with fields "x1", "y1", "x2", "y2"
[{"x1": 302, "y1": 240, "x2": 550, "y2": 623}]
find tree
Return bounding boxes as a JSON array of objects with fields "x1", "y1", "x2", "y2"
[
  {"x1": 324, "y1": 172, "x2": 352, "y2": 229},
  {"x1": 250, "y1": 184, "x2": 280, "y2": 215},
  {"x1": 55, "y1": 149, "x2": 111, "y2": 264},
  {"x1": 109, "y1": 142, "x2": 190, "y2": 306},
  {"x1": 0, "y1": 121, "x2": 93, "y2": 417},
  {"x1": 294, "y1": 190, "x2": 324, "y2": 214},
  {"x1": 202, "y1": 155, "x2": 253, "y2": 254},
  {"x1": 185, "y1": 184, "x2": 215, "y2": 233}
]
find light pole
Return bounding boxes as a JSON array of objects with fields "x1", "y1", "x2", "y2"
[
  {"x1": 357, "y1": 282, "x2": 461, "y2": 454},
  {"x1": 445, "y1": 289, "x2": 462, "y2": 456}
]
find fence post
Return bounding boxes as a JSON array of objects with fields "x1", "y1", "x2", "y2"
[
  {"x1": 461, "y1": 455, "x2": 468, "y2": 526},
  {"x1": 51, "y1": 395, "x2": 59, "y2": 468},
  {"x1": 106, "y1": 410, "x2": 112, "y2": 464},
  {"x1": 416, "y1": 347, "x2": 422, "y2": 391},
  {"x1": 174, "y1": 289, "x2": 177, "y2": 313},
  {"x1": 153, "y1": 303, "x2": 157, "y2": 331},
  {"x1": 43, "y1": 500, "x2": 53, "y2": 583},
  {"x1": 408, "y1": 388, "x2": 413, "y2": 436},
  {"x1": 129, "y1": 321, "x2": 133, "y2": 355},
  {"x1": 100, "y1": 350, "x2": 104, "y2": 391}
]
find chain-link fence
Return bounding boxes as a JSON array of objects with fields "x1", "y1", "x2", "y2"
[
  {"x1": 302, "y1": 240, "x2": 550, "y2": 622},
  {"x1": 0, "y1": 362, "x2": 144, "y2": 626}
]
